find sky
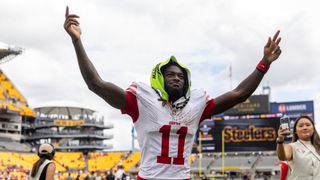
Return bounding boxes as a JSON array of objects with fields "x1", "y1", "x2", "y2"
[{"x1": 1, "y1": 0, "x2": 320, "y2": 151}]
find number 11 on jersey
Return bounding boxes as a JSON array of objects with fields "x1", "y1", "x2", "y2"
[{"x1": 157, "y1": 125, "x2": 188, "y2": 165}]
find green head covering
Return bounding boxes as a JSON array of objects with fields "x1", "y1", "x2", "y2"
[{"x1": 150, "y1": 56, "x2": 191, "y2": 101}]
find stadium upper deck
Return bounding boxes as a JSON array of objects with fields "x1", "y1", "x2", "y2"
[
  {"x1": 0, "y1": 42, "x2": 35, "y2": 152},
  {"x1": 22, "y1": 106, "x2": 114, "y2": 151}
]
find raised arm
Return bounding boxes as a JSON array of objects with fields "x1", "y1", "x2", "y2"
[
  {"x1": 213, "y1": 30, "x2": 282, "y2": 115},
  {"x1": 64, "y1": 6, "x2": 126, "y2": 109},
  {"x1": 276, "y1": 127, "x2": 293, "y2": 161}
]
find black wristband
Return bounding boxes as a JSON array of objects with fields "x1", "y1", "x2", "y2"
[{"x1": 276, "y1": 138, "x2": 284, "y2": 144}]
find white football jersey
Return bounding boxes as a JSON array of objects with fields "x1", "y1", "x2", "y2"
[{"x1": 122, "y1": 82, "x2": 214, "y2": 180}]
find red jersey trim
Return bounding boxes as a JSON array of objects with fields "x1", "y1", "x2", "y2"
[
  {"x1": 121, "y1": 85, "x2": 139, "y2": 123},
  {"x1": 199, "y1": 99, "x2": 215, "y2": 124}
]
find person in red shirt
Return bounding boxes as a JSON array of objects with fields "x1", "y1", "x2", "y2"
[{"x1": 280, "y1": 161, "x2": 288, "y2": 180}]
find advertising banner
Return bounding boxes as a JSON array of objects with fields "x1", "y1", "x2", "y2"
[
  {"x1": 213, "y1": 118, "x2": 279, "y2": 152},
  {"x1": 54, "y1": 119, "x2": 84, "y2": 126},
  {"x1": 224, "y1": 95, "x2": 269, "y2": 115},
  {"x1": 270, "y1": 101, "x2": 314, "y2": 120},
  {"x1": 192, "y1": 118, "x2": 217, "y2": 153}
]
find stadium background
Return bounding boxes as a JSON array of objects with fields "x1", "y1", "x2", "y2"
[{"x1": 0, "y1": 43, "x2": 315, "y2": 179}]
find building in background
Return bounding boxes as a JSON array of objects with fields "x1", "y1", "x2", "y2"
[
  {"x1": 22, "y1": 106, "x2": 113, "y2": 152},
  {"x1": 1, "y1": 42, "x2": 115, "y2": 153},
  {"x1": 0, "y1": 42, "x2": 23, "y2": 64},
  {"x1": 0, "y1": 42, "x2": 35, "y2": 152}
]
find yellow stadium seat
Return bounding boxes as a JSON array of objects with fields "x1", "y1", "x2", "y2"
[{"x1": 122, "y1": 151, "x2": 141, "y2": 171}]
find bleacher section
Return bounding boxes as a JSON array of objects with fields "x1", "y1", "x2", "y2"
[
  {"x1": 122, "y1": 151, "x2": 141, "y2": 171},
  {"x1": 0, "y1": 140, "x2": 31, "y2": 152},
  {"x1": 55, "y1": 152, "x2": 85, "y2": 170},
  {"x1": 0, "y1": 151, "x2": 141, "y2": 179},
  {"x1": 0, "y1": 152, "x2": 34, "y2": 170},
  {"x1": 210, "y1": 156, "x2": 258, "y2": 171},
  {"x1": 88, "y1": 152, "x2": 125, "y2": 172},
  {"x1": 0, "y1": 151, "x2": 284, "y2": 180},
  {"x1": 0, "y1": 152, "x2": 65, "y2": 172},
  {"x1": 255, "y1": 155, "x2": 281, "y2": 172},
  {"x1": 0, "y1": 70, "x2": 35, "y2": 117},
  {"x1": 191, "y1": 158, "x2": 214, "y2": 173}
]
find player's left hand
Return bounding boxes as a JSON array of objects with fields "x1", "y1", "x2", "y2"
[{"x1": 263, "y1": 30, "x2": 282, "y2": 63}]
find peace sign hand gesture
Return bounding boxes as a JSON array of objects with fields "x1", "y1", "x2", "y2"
[
  {"x1": 263, "y1": 30, "x2": 282, "y2": 63},
  {"x1": 64, "y1": 6, "x2": 81, "y2": 41}
]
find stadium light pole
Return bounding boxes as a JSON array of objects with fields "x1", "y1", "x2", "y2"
[
  {"x1": 221, "y1": 130, "x2": 225, "y2": 177},
  {"x1": 198, "y1": 131, "x2": 202, "y2": 178},
  {"x1": 131, "y1": 126, "x2": 135, "y2": 151}
]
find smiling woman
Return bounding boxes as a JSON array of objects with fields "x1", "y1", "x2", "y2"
[{"x1": 276, "y1": 116, "x2": 320, "y2": 179}]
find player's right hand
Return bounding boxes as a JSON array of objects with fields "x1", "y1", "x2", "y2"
[{"x1": 64, "y1": 6, "x2": 81, "y2": 41}]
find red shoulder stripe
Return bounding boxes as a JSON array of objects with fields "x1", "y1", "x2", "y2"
[
  {"x1": 121, "y1": 85, "x2": 139, "y2": 123},
  {"x1": 199, "y1": 99, "x2": 215, "y2": 124}
]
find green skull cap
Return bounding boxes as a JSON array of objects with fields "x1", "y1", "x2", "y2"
[{"x1": 150, "y1": 56, "x2": 191, "y2": 101}]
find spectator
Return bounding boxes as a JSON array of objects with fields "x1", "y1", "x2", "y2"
[
  {"x1": 75, "y1": 174, "x2": 80, "y2": 180},
  {"x1": 29, "y1": 143, "x2": 56, "y2": 180},
  {"x1": 106, "y1": 170, "x2": 114, "y2": 180},
  {"x1": 66, "y1": 173, "x2": 73, "y2": 180},
  {"x1": 114, "y1": 165, "x2": 125, "y2": 180},
  {"x1": 277, "y1": 115, "x2": 320, "y2": 179}
]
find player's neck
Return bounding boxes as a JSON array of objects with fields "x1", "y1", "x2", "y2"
[
  {"x1": 169, "y1": 96, "x2": 178, "y2": 103},
  {"x1": 169, "y1": 95, "x2": 183, "y2": 103}
]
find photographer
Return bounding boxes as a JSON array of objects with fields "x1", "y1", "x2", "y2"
[{"x1": 276, "y1": 116, "x2": 320, "y2": 179}]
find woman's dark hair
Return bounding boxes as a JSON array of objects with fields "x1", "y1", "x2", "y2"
[
  {"x1": 292, "y1": 115, "x2": 320, "y2": 154},
  {"x1": 30, "y1": 153, "x2": 54, "y2": 177}
]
